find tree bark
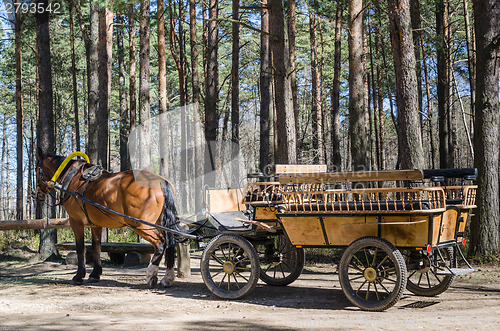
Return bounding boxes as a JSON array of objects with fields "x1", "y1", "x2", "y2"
[
  {"x1": 189, "y1": 0, "x2": 203, "y2": 211},
  {"x1": 139, "y1": 0, "x2": 151, "y2": 169},
  {"x1": 309, "y1": 10, "x2": 323, "y2": 164},
  {"x1": 129, "y1": 5, "x2": 137, "y2": 134},
  {"x1": 15, "y1": 8, "x2": 23, "y2": 220},
  {"x1": 436, "y1": 0, "x2": 450, "y2": 169},
  {"x1": 410, "y1": 0, "x2": 423, "y2": 135},
  {"x1": 269, "y1": 0, "x2": 296, "y2": 164},
  {"x1": 288, "y1": 0, "x2": 299, "y2": 147},
  {"x1": 470, "y1": 0, "x2": 500, "y2": 255},
  {"x1": 158, "y1": 0, "x2": 168, "y2": 177},
  {"x1": 388, "y1": 0, "x2": 424, "y2": 170},
  {"x1": 463, "y1": 0, "x2": 475, "y2": 131},
  {"x1": 348, "y1": 0, "x2": 368, "y2": 171},
  {"x1": 98, "y1": 7, "x2": 113, "y2": 169},
  {"x1": 259, "y1": 0, "x2": 271, "y2": 171},
  {"x1": 69, "y1": 4, "x2": 80, "y2": 152},
  {"x1": 205, "y1": 0, "x2": 219, "y2": 185},
  {"x1": 36, "y1": 0, "x2": 58, "y2": 259},
  {"x1": 117, "y1": 14, "x2": 129, "y2": 171},
  {"x1": 331, "y1": 1, "x2": 343, "y2": 171},
  {"x1": 231, "y1": 0, "x2": 240, "y2": 184}
]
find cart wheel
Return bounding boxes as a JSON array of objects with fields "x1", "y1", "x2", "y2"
[
  {"x1": 257, "y1": 234, "x2": 305, "y2": 286},
  {"x1": 339, "y1": 237, "x2": 407, "y2": 311},
  {"x1": 201, "y1": 234, "x2": 260, "y2": 299},
  {"x1": 406, "y1": 247, "x2": 455, "y2": 296}
]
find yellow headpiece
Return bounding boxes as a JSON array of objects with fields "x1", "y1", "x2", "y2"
[{"x1": 50, "y1": 152, "x2": 90, "y2": 182}]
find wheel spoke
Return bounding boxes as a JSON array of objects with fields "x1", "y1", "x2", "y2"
[
  {"x1": 228, "y1": 243, "x2": 231, "y2": 260},
  {"x1": 218, "y1": 273, "x2": 227, "y2": 287},
  {"x1": 376, "y1": 279, "x2": 390, "y2": 294},
  {"x1": 349, "y1": 274, "x2": 365, "y2": 281},
  {"x1": 281, "y1": 260, "x2": 292, "y2": 272},
  {"x1": 210, "y1": 269, "x2": 224, "y2": 278},
  {"x1": 408, "y1": 269, "x2": 417, "y2": 279},
  {"x1": 356, "y1": 280, "x2": 367, "y2": 294},
  {"x1": 353, "y1": 255, "x2": 366, "y2": 268},
  {"x1": 279, "y1": 263, "x2": 286, "y2": 278},
  {"x1": 365, "y1": 282, "x2": 371, "y2": 300},
  {"x1": 348, "y1": 263, "x2": 364, "y2": 273},
  {"x1": 211, "y1": 254, "x2": 225, "y2": 265},
  {"x1": 379, "y1": 275, "x2": 397, "y2": 283},
  {"x1": 232, "y1": 274, "x2": 241, "y2": 289},
  {"x1": 376, "y1": 255, "x2": 389, "y2": 269},
  {"x1": 372, "y1": 248, "x2": 378, "y2": 266},
  {"x1": 234, "y1": 271, "x2": 249, "y2": 282},
  {"x1": 417, "y1": 273, "x2": 423, "y2": 286},
  {"x1": 220, "y1": 246, "x2": 228, "y2": 260},
  {"x1": 426, "y1": 271, "x2": 431, "y2": 288},
  {"x1": 364, "y1": 248, "x2": 370, "y2": 266},
  {"x1": 233, "y1": 247, "x2": 242, "y2": 259},
  {"x1": 430, "y1": 269, "x2": 442, "y2": 283},
  {"x1": 373, "y1": 282, "x2": 380, "y2": 300},
  {"x1": 227, "y1": 270, "x2": 231, "y2": 291}
]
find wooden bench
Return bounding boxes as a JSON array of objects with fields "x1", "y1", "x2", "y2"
[{"x1": 56, "y1": 242, "x2": 154, "y2": 266}]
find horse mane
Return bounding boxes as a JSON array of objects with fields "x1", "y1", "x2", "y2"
[{"x1": 43, "y1": 153, "x2": 78, "y2": 175}]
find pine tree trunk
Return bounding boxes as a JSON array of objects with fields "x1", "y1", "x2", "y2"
[
  {"x1": 463, "y1": 0, "x2": 475, "y2": 132},
  {"x1": 15, "y1": 9, "x2": 24, "y2": 220},
  {"x1": 139, "y1": 0, "x2": 151, "y2": 169},
  {"x1": 87, "y1": 2, "x2": 99, "y2": 163},
  {"x1": 69, "y1": 4, "x2": 80, "y2": 152},
  {"x1": 231, "y1": 0, "x2": 240, "y2": 185},
  {"x1": 269, "y1": 0, "x2": 296, "y2": 164},
  {"x1": 98, "y1": 7, "x2": 113, "y2": 169},
  {"x1": 309, "y1": 10, "x2": 323, "y2": 164},
  {"x1": 129, "y1": 4, "x2": 137, "y2": 135},
  {"x1": 436, "y1": 0, "x2": 450, "y2": 169},
  {"x1": 158, "y1": 0, "x2": 168, "y2": 176},
  {"x1": 388, "y1": 0, "x2": 424, "y2": 170},
  {"x1": 348, "y1": 0, "x2": 368, "y2": 171},
  {"x1": 331, "y1": 1, "x2": 342, "y2": 171},
  {"x1": 36, "y1": 0, "x2": 58, "y2": 259},
  {"x1": 189, "y1": 0, "x2": 203, "y2": 211},
  {"x1": 470, "y1": 0, "x2": 500, "y2": 255},
  {"x1": 117, "y1": 14, "x2": 129, "y2": 171},
  {"x1": 259, "y1": 0, "x2": 271, "y2": 171},
  {"x1": 205, "y1": 0, "x2": 219, "y2": 185},
  {"x1": 410, "y1": 0, "x2": 423, "y2": 136},
  {"x1": 288, "y1": 0, "x2": 299, "y2": 147}
]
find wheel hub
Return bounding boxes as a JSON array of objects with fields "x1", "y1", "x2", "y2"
[
  {"x1": 223, "y1": 261, "x2": 235, "y2": 274},
  {"x1": 416, "y1": 256, "x2": 431, "y2": 274},
  {"x1": 364, "y1": 267, "x2": 377, "y2": 282}
]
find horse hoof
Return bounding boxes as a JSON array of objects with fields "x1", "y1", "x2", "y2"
[
  {"x1": 71, "y1": 279, "x2": 84, "y2": 285},
  {"x1": 147, "y1": 276, "x2": 158, "y2": 288},
  {"x1": 160, "y1": 278, "x2": 174, "y2": 288},
  {"x1": 88, "y1": 277, "x2": 100, "y2": 283}
]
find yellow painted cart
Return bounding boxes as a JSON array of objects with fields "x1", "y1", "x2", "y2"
[{"x1": 199, "y1": 166, "x2": 476, "y2": 311}]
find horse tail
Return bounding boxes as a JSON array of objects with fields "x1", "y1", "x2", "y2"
[{"x1": 160, "y1": 180, "x2": 179, "y2": 248}]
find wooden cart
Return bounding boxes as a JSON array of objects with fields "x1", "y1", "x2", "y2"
[{"x1": 199, "y1": 166, "x2": 476, "y2": 311}]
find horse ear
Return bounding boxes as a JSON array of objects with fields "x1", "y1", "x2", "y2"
[{"x1": 36, "y1": 147, "x2": 44, "y2": 161}]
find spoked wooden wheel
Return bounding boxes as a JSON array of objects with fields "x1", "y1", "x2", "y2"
[
  {"x1": 339, "y1": 237, "x2": 407, "y2": 311},
  {"x1": 405, "y1": 247, "x2": 455, "y2": 296},
  {"x1": 256, "y1": 234, "x2": 305, "y2": 286},
  {"x1": 201, "y1": 234, "x2": 260, "y2": 299}
]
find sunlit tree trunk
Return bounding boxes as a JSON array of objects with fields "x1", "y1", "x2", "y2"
[{"x1": 470, "y1": 0, "x2": 500, "y2": 255}]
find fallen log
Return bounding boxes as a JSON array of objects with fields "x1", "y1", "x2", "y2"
[{"x1": 0, "y1": 218, "x2": 73, "y2": 230}]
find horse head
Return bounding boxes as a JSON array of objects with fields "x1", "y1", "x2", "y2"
[{"x1": 35, "y1": 147, "x2": 62, "y2": 201}]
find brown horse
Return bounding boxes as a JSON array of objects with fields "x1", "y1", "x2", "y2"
[{"x1": 36, "y1": 148, "x2": 179, "y2": 288}]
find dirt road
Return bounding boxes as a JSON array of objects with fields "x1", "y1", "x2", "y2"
[{"x1": 1, "y1": 254, "x2": 499, "y2": 330}]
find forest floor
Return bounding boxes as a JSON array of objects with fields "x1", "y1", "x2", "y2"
[{"x1": 0, "y1": 247, "x2": 499, "y2": 330}]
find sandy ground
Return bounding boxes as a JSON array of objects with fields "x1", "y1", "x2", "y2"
[{"x1": 0, "y1": 253, "x2": 499, "y2": 331}]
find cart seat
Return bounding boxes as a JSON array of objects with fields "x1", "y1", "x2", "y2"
[
  {"x1": 210, "y1": 211, "x2": 252, "y2": 232},
  {"x1": 285, "y1": 200, "x2": 431, "y2": 212},
  {"x1": 446, "y1": 199, "x2": 463, "y2": 205}
]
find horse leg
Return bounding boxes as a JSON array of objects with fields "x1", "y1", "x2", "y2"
[
  {"x1": 70, "y1": 219, "x2": 86, "y2": 285},
  {"x1": 88, "y1": 227, "x2": 103, "y2": 283},
  {"x1": 161, "y1": 245, "x2": 176, "y2": 288},
  {"x1": 134, "y1": 229, "x2": 165, "y2": 288}
]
